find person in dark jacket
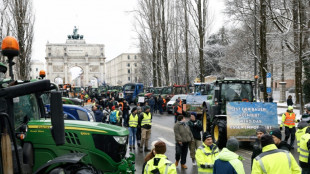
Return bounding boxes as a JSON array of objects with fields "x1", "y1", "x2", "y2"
[
  {"x1": 158, "y1": 95, "x2": 164, "y2": 114},
  {"x1": 267, "y1": 94, "x2": 273, "y2": 102},
  {"x1": 287, "y1": 95, "x2": 294, "y2": 106},
  {"x1": 251, "y1": 126, "x2": 267, "y2": 168},
  {"x1": 122, "y1": 100, "x2": 130, "y2": 127},
  {"x1": 213, "y1": 138, "x2": 245, "y2": 174},
  {"x1": 148, "y1": 96, "x2": 155, "y2": 114},
  {"x1": 187, "y1": 112, "x2": 202, "y2": 165},
  {"x1": 92, "y1": 105, "x2": 104, "y2": 122},
  {"x1": 270, "y1": 128, "x2": 291, "y2": 151}
]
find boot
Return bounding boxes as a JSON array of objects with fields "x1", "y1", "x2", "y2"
[
  {"x1": 133, "y1": 146, "x2": 136, "y2": 150},
  {"x1": 137, "y1": 142, "x2": 140, "y2": 148},
  {"x1": 181, "y1": 164, "x2": 188, "y2": 169},
  {"x1": 175, "y1": 160, "x2": 179, "y2": 167},
  {"x1": 144, "y1": 147, "x2": 151, "y2": 152},
  {"x1": 192, "y1": 158, "x2": 196, "y2": 166},
  {"x1": 129, "y1": 146, "x2": 132, "y2": 151},
  {"x1": 139, "y1": 147, "x2": 143, "y2": 153}
]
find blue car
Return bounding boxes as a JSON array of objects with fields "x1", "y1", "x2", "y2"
[{"x1": 45, "y1": 104, "x2": 95, "y2": 122}]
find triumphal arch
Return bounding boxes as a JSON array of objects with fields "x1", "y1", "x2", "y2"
[{"x1": 45, "y1": 27, "x2": 105, "y2": 87}]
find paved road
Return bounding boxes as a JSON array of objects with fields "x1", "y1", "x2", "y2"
[{"x1": 126, "y1": 111, "x2": 300, "y2": 174}]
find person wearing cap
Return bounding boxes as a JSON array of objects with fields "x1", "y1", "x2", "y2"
[
  {"x1": 139, "y1": 105, "x2": 152, "y2": 152},
  {"x1": 144, "y1": 141, "x2": 177, "y2": 174},
  {"x1": 195, "y1": 132, "x2": 219, "y2": 174},
  {"x1": 187, "y1": 112, "x2": 202, "y2": 165},
  {"x1": 301, "y1": 106, "x2": 310, "y2": 124},
  {"x1": 251, "y1": 126, "x2": 267, "y2": 167},
  {"x1": 251, "y1": 134, "x2": 301, "y2": 174},
  {"x1": 173, "y1": 98, "x2": 183, "y2": 123},
  {"x1": 299, "y1": 127, "x2": 310, "y2": 173},
  {"x1": 296, "y1": 121, "x2": 309, "y2": 152},
  {"x1": 270, "y1": 128, "x2": 291, "y2": 151},
  {"x1": 281, "y1": 106, "x2": 299, "y2": 148},
  {"x1": 136, "y1": 106, "x2": 143, "y2": 148},
  {"x1": 128, "y1": 107, "x2": 138, "y2": 151},
  {"x1": 213, "y1": 138, "x2": 245, "y2": 174},
  {"x1": 174, "y1": 115, "x2": 193, "y2": 169}
]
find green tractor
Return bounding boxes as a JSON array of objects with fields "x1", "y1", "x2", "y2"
[
  {"x1": 203, "y1": 78, "x2": 255, "y2": 148},
  {"x1": 0, "y1": 36, "x2": 135, "y2": 174}
]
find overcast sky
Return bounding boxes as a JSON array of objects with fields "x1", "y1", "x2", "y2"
[{"x1": 32, "y1": 0, "x2": 225, "y2": 62}]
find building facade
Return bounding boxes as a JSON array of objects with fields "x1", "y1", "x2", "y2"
[
  {"x1": 29, "y1": 60, "x2": 45, "y2": 80},
  {"x1": 105, "y1": 53, "x2": 141, "y2": 86},
  {"x1": 45, "y1": 27, "x2": 105, "y2": 87}
]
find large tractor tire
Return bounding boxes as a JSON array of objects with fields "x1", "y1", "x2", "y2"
[
  {"x1": 211, "y1": 118, "x2": 227, "y2": 149},
  {"x1": 202, "y1": 106, "x2": 208, "y2": 133}
]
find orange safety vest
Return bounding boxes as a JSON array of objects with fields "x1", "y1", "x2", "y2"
[
  {"x1": 119, "y1": 102, "x2": 124, "y2": 111},
  {"x1": 284, "y1": 112, "x2": 296, "y2": 126}
]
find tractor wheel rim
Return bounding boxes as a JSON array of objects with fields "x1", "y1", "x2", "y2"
[{"x1": 214, "y1": 125, "x2": 219, "y2": 141}]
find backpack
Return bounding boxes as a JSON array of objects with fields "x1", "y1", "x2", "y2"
[{"x1": 109, "y1": 111, "x2": 117, "y2": 124}]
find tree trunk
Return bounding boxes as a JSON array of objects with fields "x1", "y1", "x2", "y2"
[
  {"x1": 156, "y1": 0, "x2": 162, "y2": 87},
  {"x1": 151, "y1": 0, "x2": 157, "y2": 87},
  {"x1": 260, "y1": 0, "x2": 268, "y2": 102},
  {"x1": 161, "y1": 0, "x2": 169, "y2": 86},
  {"x1": 293, "y1": 0, "x2": 300, "y2": 104},
  {"x1": 198, "y1": 0, "x2": 205, "y2": 82},
  {"x1": 184, "y1": 0, "x2": 190, "y2": 85}
]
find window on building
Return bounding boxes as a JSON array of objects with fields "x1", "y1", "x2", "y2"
[
  {"x1": 134, "y1": 63, "x2": 137, "y2": 67},
  {"x1": 101, "y1": 53, "x2": 104, "y2": 56},
  {"x1": 127, "y1": 63, "x2": 130, "y2": 67},
  {"x1": 135, "y1": 77, "x2": 137, "y2": 82},
  {"x1": 135, "y1": 55, "x2": 137, "y2": 59},
  {"x1": 128, "y1": 77, "x2": 130, "y2": 81},
  {"x1": 128, "y1": 55, "x2": 130, "y2": 59},
  {"x1": 36, "y1": 68, "x2": 38, "y2": 72},
  {"x1": 64, "y1": 53, "x2": 67, "y2": 56},
  {"x1": 64, "y1": 47, "x2": 67, "y2": 51},
  {"x1": 100, "y1": 47, "x2": 103, "y2": 51},
  {"x1": 30, "y1": 68, "x2": 32, "y2": 72},
  {"x1": 128, "y1": 69, "x2": 130, "y2": 74},
  {"x1": 48, "y1": 53, "x2": 51, "y2": 56}
]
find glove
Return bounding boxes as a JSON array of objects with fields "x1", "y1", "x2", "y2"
[{"x1": 280, "y1": 127, "x2": 283, "y2": 131}]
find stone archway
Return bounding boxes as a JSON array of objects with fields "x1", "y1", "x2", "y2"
[
  {"x1": 45, "y1": 34, "x2": 105, "y2": 87},
  {"x1": 54, "y1": 77, "x2": 64, "y2": 85}
]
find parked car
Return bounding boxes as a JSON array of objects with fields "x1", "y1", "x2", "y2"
[
  {"x1": 46, "y1": 104, "x2": 95, "y2": 122},
  {"x1": 166, "y1": 94, "x2": 187, "y2": 114}
]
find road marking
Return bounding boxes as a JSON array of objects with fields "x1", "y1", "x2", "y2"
[
  {"x1": 158, "y1": 137, "x2": 175, "y2": 147},
  {"x1": 152, "y1": 123, "x2": 174, "y2": 132}
]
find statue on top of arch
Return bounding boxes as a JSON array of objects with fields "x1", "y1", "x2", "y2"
[{"x1": 67, "y1": 26, "x2": 84, "y2": 40}]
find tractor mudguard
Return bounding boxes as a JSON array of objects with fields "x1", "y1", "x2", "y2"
[{"x1": 34, "y1": 153, "x2": 86, "y2": 174}]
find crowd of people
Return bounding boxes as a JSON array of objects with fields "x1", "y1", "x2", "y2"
[{"x1": 87, "y1": 92, "x2": 310, "y2": 173}]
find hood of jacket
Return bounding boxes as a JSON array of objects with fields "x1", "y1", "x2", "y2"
[{"x1": 217, "y1": 148, "x2": 239, "y2": 161}]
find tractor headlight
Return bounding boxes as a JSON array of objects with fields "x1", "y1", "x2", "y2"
[{"x1": 113, "y1": 136, "x2": 127, "y2": 144}]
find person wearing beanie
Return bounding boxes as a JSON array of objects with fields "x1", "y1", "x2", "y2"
[
  {"x1": 270, "y1": 128, "x2": 291, "y2": 151},
  {"x1": 296, "y1": 121, "x2": 309, "y2": 152},
  {"x1": 195, "y1": 132, "x2": 219, "y2": 174},
  {"x1": 299, "y1": 127, "x2": 310, "y2": 173},
  {"x1": 144, "y1": 141, "x2": 177, "y2": 174},
  {"x1": 213, "y1": 138, "x2": 245, "y2": 174},
  {"x1": 280, "y1": 105, "x2": 299, "y2": 148},
  {"x1": 174, "y1": 115, "x2": 193, "y2": 169},
  {"x1": 251, "y1": 126, "x2": 267, "y2": 168},
  {"x1": 128, "y1": 107, "x2": 138, "y2": 151},
  {"x1": 187, "y1": 112, "x2": 202, "y2": 165},
  {"x1": 139, "y1": 104, "x2": 152, "y2": 152},
  {"x1": 252, "y1": 134, "x2": 301, "y2": 174}
]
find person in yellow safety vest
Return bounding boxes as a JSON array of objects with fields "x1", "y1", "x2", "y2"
[
  {"x1": 299, "y1": 127, "x2": 310, "y2": 173},
  {"x1": 296, "y1": 121, "x2": 309, "y2": 153},
  {"x1": 144, "y1": 141, "x2": 177, "y2": 174},
  {"x1": 213, "y1": 138, "x2": 245, "y2": 174},
  {"x1": 251, "y1": 134, "x2": 301, "y2": 174},
  {"x1": 139, "y1": 105, "x2": 152, "y2": 152},
  {"x1": 300, "y1": 127, "x2": 310, "y2": 172},
  {"x1": 128, "y1": 107, "x2": 138, "y2": 151},
  {"x1": 195, "y1": 132, "x2": 219, "y2": 174},
  {"x1": 280, "y1": 106, "x2": 299, "y2": 148}
]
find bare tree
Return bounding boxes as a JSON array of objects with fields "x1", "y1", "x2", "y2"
[{"x1": 8, "y1": 0, "x2": 35, "y2": 80}]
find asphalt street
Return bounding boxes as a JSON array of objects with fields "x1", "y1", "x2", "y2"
[{"x1": 126, "y1": 111, "x2": 300, "y2": 174}]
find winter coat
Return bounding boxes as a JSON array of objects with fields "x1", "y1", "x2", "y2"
[
  {"x1": 187, "y1": 120, "x2": 202, "y2": 140},
  {"x1": 93, "y1": 110, "x2": 104, "y2": 122},
  {"x1": 213, "y1": 148, "x2": 245, "y2": 174},
  {"x1": 174, "y1": 121, "x2": 193, "y2": 143},
  {"x1": 287, "y1": 98, "x2": 294, "y2": 106},
  {"x1": 276, "y1": 141, "x2": 291, "y2": 151},
  {"x1": 149, "y1": 98, "x2": 155, "y2": 106},
  {"x1": 123, "y1": 103, "x2": 130, "y2": 115}
]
